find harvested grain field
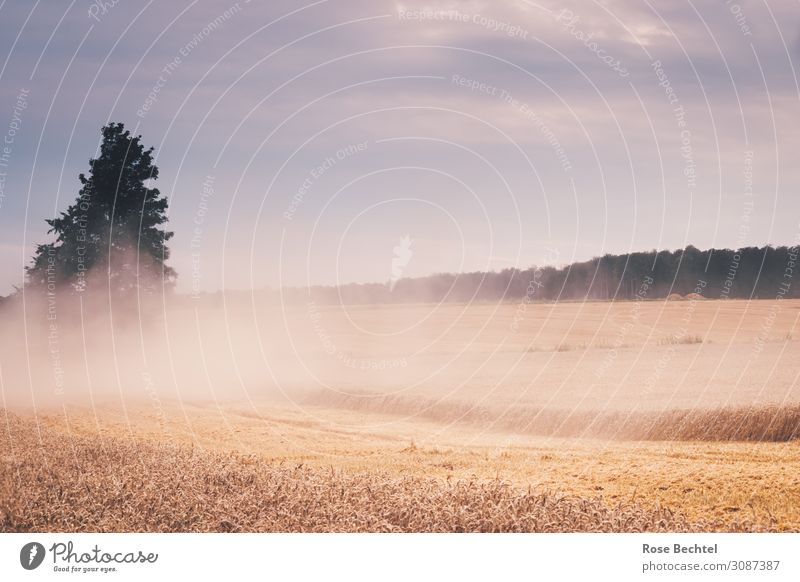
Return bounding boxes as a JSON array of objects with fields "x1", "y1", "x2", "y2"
[{"x1": 2, "y1": 299, "x2": 800, "y2": 531}]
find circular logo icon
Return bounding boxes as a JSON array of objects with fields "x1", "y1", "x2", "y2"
[{"x1": 20, "y1": 542, "x2": 46, "y2": 570}]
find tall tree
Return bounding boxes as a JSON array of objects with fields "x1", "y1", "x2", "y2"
[{"x1": 27, "y1": 123, "x2": 175, "y2": 294}]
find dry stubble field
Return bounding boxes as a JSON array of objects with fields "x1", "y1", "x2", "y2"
[{"x1": 2, "y1": 298, "x2": 800, "y2": 532}]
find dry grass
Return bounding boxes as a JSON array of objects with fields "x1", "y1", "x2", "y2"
[
  {"x1": 0, "y1": 412, "x2": 718, "y2": 533},
  {"x1": 306, "y1": 391, "x2": 800, "y2": 442},
  {"x1": 657, "y1": 334, "x2": 704, "y2": 346},
  {"x1": 3, "y1": 299, "x2": 798, "y2": 533},
  {"x1": 527, "y1": 340, "x2": 633, "y2": 353}
]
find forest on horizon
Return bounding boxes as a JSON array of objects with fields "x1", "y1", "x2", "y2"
[{"x1": 258, "y1": 244, "x2": 798, "y2": 305}]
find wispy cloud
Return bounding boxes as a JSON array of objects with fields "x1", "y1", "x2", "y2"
[{"x1": 0, "y1": 0, "x2": 797, "y2": 293}]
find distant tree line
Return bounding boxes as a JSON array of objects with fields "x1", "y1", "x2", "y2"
[{"x1": 274, "y1": 244, "x2": 798, "y2": 305}]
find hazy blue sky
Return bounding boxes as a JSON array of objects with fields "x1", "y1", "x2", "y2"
[{"x1": 0, "y1": 0, "x2": 798, "y2": 294}]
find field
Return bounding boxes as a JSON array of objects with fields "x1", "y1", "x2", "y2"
[{"x1": 2, "y1": 298, "x2": 800, "y2": 532}]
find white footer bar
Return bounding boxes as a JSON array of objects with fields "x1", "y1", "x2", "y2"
[{"x1": 1, "y1": 533, "x2": 797, "y2": 581}]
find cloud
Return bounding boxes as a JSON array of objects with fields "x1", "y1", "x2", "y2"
[{"x1": 0, "y1": 0, "x2": 798, "y2": 294}]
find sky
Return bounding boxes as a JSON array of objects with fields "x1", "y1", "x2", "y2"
[{"x1": 0, "y1": 0, "x2": 798, "y2": 295}]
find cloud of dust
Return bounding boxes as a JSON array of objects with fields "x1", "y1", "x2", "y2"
[
  {"x1": 0, "y1": 260, "x2": 447, "y2": 414},
  {"x1": 0, "y1": 265, "x2": 331, "y2": 412}
]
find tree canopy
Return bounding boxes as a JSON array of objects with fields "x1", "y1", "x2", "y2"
[{"x1": 27, "y1": 123, "x2": 174, "y2": 294}]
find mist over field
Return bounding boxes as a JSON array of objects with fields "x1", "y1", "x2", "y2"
[
  {"x1": 4, "y1": 287, "x2": 800, "y2": 532},
  {"x1": 5, "y1": 275, "x2": 799, "y2": 439}
]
